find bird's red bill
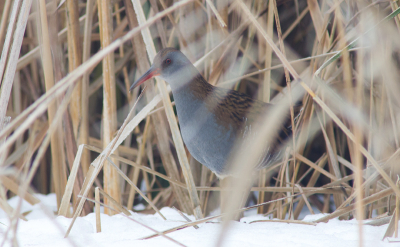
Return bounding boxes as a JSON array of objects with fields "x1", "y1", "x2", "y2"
[{"x1": 130, "y1": 67, "x2": 160, "y2": 91}]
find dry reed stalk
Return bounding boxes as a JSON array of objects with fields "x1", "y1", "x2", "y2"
[
  {"x1": 63, "y1": 107, "x2": 88, "y2": 214},
  {"x1": 95, "y1": 187, "x2": 101, "y2": 233},
  {"x1": 382, "y1": 207, "x2": 399, "y2": 240},
  {"x1": 97, "y1": 0, "x2": 121, "y2": 215},
  {"x1": 89, "y1": 136, "x2": 138, "y2": 158},
  {"x1": 271, "y1": 1, "x2": 297, "y2": 217},
  {"x1": 395, "y1": 179, "x2": 399, "y2": 238},
  {"x1": 61, "y1": 0, "x2": 91, "y2": 214},
  {"x1": 365, "y1": 62, "x2": 374, "y2": 221},
  {"x1": 257, "y1": 0, "x2": 273, "y2": 213},
  {"x1": 159, "y1": 0, "x2": 189, "y2": 50},
  {"x1": 16, "y1": 46, "x2": 39, "y2": 71},
  {"x1": 80, "y1": 0, "x2": 95, "y2": 178},
  {"x1": 295, "y1": 184, "x2": 315, "y2": 214},
  {"x1": 307, "y1": 0, "x2": 324, "y2": 42},
  {"x1": 0, "y1": 176, "x2": 39, "y2": 205},
  {"x1": 17, "y1": 121, "x2": 48, "y2": 189},
  {"x1": 261, "y1": 0, "x2": 273, "y2": 98},
  {"x1": 295, "y1": 153, "x2": 337, "y2": 181},
  {"x1": 126, "y1": 116, "x2": 149, "y2": 209},
  {"x1": 172, "y1": 206, "x2": 199, "y2": 229},
  {"x1": 108, "y1": 0, "x2": 133, "y2": 197},
  {"x1": 353, "y1": 7, "x2": 368, "y2": 245},
  {"x1": 149, "y1": 0, "x2": 167, "y2": 47},
  {"x1": 0, "y1": 0, "x2": 21, "y2": 87},
  {"x1": 249, "y1": 219, "x2": 316, "y2": 226},
  {"x1": 317, "y1": 115, "x2": 341, "y2": 186},
  {"x1": 114, "y1": 2, "x2": 132, "y2": 102},
  {"x1": 205, "y1": 0, "x2": 226, "y2": 27},
  {"x1": 88, "y1": 49, "x2": 134, "y2": 95},
  {"x1": 66, "y1": 0, "x2": 83, "y2": 139},
  {"x1": 105, "y1": 154, "x2": 165, "y2": 218},
  {"x1": 0, "y1": 0, "x2": 12, "y2": 52},
  {"x1": 59, "y1": 144, "x2": 85, "y2": 216},
  {"x1": 294, "y1": 155, "x2": 327, "y2": 218},
  {"x1": 196, "y1": 186, "x2": 350, "y2": 194},
  {"x1": 0, "y1": 197, "x2": 27, "y2": 222},
  {"x1": 315, "y1": 187, "x2": 394, "y2": 223},
  {"x1": 281, "y1": 6, "x2": 309, "y2": 42},
  {"x1": 37, "y1": 0, "x2": 67, "y2": 208},
  {"x1": 122, "y1": 0, "x2": 149, "y2": 75},
  {"x1": 0, "y1": 0, "x2": 32, "y2": 153},
  {"x1": 220, "y1": 176, "x2": 230, "y2": 218},
  {"x1": 333, "y1": 3, "x2": 353, "y2": 214},
  {"x1": 11, "y1": 72, "x2": 22, "y2": 148},
  {"x1": 97, "y1": 186, "x2": 131, "y2": 216}
]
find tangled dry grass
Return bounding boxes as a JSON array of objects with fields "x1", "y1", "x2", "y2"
[{"x1": 1, "y1": 0, "x2": 400, "y2": 245}]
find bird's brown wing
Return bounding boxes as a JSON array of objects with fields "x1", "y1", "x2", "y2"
[
  {"x1": 206, "y1": 86, "x2": 295, "y2": 168},
  {"x1": 205, "y1": 87, "x2": 267, "y2": 128},
  {"x1": 207, "y1": 87, "x2": 292, "y2": 135}
]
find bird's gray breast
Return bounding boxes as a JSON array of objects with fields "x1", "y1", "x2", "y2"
[{"x1": 173, "y1": 91, "x2": 236, "y2": 176}]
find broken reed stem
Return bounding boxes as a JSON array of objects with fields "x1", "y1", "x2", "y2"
[
  {"x1": 38, "y1": 0, "x2": 66, "y2": 208},
  {"x1": 97, "y1": 0, "x2": 121, "y2": 215},
  {"x1": 0, "y1": 0, "x2": 21, "y2": 87},
  {"x1": 95, "y1": 187, "x2": 101, "y2": 233},
  {"x1": 395, "y1": 179, "x2": 400, "y2": 238},
  {"x1": 257, "y1": 0, "x2": 274, "y2": 214},
  {"x1": 127, "y1": 116, "x2": 150, "y2": 210},
  {"x1": 205, "y1": 0, "x2": 226, "y2": 27},
  {"x1": 272, "y1": 0, "x2": 296, "y2": 169},
  {"x1": 315, "y1": 188, "x2": 393, "y2": 223},
  {"x1": 80, "y1": 0, "x2": 95, "y2": 176},
  {"x1": 0, "y1": 0, "x2": 31, "y2": 151},
  {"x1": 272, "y1": 0, "x2": 297, "y2": 219},
  {"x1": 354, "y1": 11, "x2": 366, "y2": 246},
  {"x1": 97, "y1": 185, "x2": 131, "y2": 216},
  {"x1": 0, "y1": 0, "x2": 12, "y2": 52},
  {"x1": 66, "y1": 0, "x2": 83, "y2": 139}
]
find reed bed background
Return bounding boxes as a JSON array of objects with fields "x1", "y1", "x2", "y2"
[{"x1": 1, "y1": 0, "x2": 400, "y2": 245}]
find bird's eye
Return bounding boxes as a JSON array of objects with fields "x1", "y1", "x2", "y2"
[{"x1": 165, "y1": 58, "x2": 171, "y2": 65}]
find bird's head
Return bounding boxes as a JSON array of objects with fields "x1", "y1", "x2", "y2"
[{"x1": 130, "y1": 48, "x2": 194, "y2": 91}]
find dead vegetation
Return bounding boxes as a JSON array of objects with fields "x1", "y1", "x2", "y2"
[{"x1": 1, "y1": 0, "x2": 400, "y2": 245}]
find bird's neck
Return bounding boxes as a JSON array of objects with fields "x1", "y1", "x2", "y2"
[
  {"x1": 167, "y1": 67, "x2": 215, "y2": 124},
  {"x1": 169, "y1": 66, "x2": 213, "y2": 102}
]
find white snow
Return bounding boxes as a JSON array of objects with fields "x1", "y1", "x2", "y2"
[{"x1": 0, "y1": 193, "x2": 397, "y2": 247}]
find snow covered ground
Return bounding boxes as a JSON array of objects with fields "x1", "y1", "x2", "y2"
[{"x1": 0, "y1": 193, "x2": 397, "y2": 247}]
